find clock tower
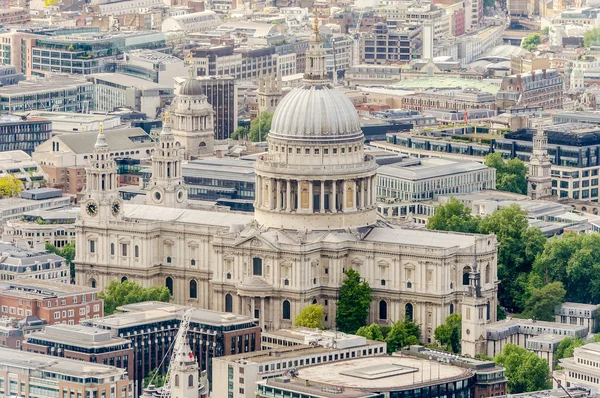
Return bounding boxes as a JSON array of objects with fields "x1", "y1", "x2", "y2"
[
  {"x1": 82, "y1": 124, "x2": 123, "y2": 222},
  {"x1": 527, "y1": 127, "x2": 553, "y2": 200}
]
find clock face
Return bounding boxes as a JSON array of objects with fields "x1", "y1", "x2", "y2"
[
  {"x1": 86, "y1": 201, "x2": 98, "y2": 217},
  {"x1": 112, "y1": 200, "x2": 121, "y2": 216}
]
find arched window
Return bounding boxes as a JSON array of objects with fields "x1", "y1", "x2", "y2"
[
  {"x1": 175, "y1": 375, "x2": 179, "y2": 387},
  {"x1": 166, "y1": 277, "x2": 173, "y2": 295},
  {"x1": 121, "y1": 276, "x2": 128, "y2": 283},
  {"x1": 463, "y1": 266, "x2": 471, "y2": 285},
  {"x1": 189, "y1": 280, "x2": 197, "y2": 299},
  {"x1": 252, "y1": 257, "x2": 262, "y2": 276},
  {"x1": 225, "y1": 294, "x2": 233, "y2": 313},
  {"x1": 188, "y1": 375, "x2": 194, "y2": 387},
  {"x1": 485, "y1": 265, "x2": 490, "y2": 284},
  {"x1": 450, "y1": 303, "x2": 454, "y2": 314},
  {"x1": 379, "y1": 300, "x2": 388, "y2": 320},
  {"x1": 283, "y1": 300, "x2": 291, "y2": 320},
  {"x1": 312, "y1": 298, "x2": 317, "y2": 304},
  {"x1": 486, "y1": 302, "x2": 491, "y2": 320},
  {"x1": 135, "y1": 245, "x2": 139, "y2": 258},
  {"x1": 89, "y1": 278, "x2": 96, "y2": 288},
  {"x1": 110, "y1": 243, "x2": 115, "y2": 256},
  {"x1": 405, "y1": 303, "x2": 413, "y2": 321}
]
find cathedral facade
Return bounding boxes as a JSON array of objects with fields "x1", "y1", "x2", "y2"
[{"x1": 74, "y1": 21, "x2": 498, "y2": 343}]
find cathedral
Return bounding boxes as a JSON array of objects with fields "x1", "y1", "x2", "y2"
[{"x1": 74, "y1": 20, "x2": 498, "y2": 343}]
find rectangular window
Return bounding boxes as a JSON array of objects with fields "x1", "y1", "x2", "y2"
[
  {"x1": 121, "y1": 244, "x2": 127, "y2": 256},
  {"x1": 89, "y1": 240, "x2": 96, "y2": 253},
  {"x1": 54, "y1": 312, "x2": 60, "y2": 319}
]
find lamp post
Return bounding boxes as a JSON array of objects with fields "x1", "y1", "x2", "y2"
[{"x1": 428, "y1": 356, "x2": 432, "y2": 381}]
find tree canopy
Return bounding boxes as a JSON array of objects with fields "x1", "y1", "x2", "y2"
[
  {"x1": 386, "y1": 318, "x2": 421, "y2": 353},
  {"x1": 99, "y1": 280, "x2": 171, "y2": 315},
  {"x1": 484, "y1": 153, "x2": 528, "y2": 194},
  {"x1": 143, "y1": 368, "x2": 166, "y2": 389},
  {"x1": 426, "y1": 198, "x2": 480, "y2": 233},
  {"x1": 0, "y1": 175, "x2": 24, "y2": 198},
  {"x1": 336, "y1": 269, "x2": 372, "y2": 334},
  {"x1": 522, "y1": 281, "x2": 566, "y2": 321},
  {"x1": 231, "y1": 126, "x2": 249, "y2": 140},
  {"x1": 555, "y1": 337, "x2": 585, "y2": 367},
  {"x1": 434, "y1": 314, "x2": 461, "y2": 353},
  {"x1": 584, "y1": 27, "x2": 600, "y2": 48},
  {"x1": 494, "y1": 344, "x2": 552, "y2": 393},
  {"x1": 294, "y1": 304, "x2": 325, "y2": 329},
  {"x1": 355, "y1": 323, "x2": 385, "y2": 342},
  {"x1": 248, "y1": 112, "x2": 273, "y2": 142},
  {"x1": 45, "y1": 242, "x2": 75, "y2": 280},
  {"x1": 521, "y1": 33, "x2": 541, "y2": 51}
]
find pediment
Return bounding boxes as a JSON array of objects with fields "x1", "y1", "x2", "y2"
[{"x1": 232, "y1": 233, "x2": 280, "y2": 251}]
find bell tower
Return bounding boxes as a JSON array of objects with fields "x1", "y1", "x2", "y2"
[
  {"x1": 146, "y1": 112, "x2": 188, "y2": 208},
  {"x1": 82, "y1": 124, "x2": 123, "y2": 221},
  {"x1": 461, "y1": 246, "x2": 489, "y2": 357},
  {"x1": 257, "y1": 70, "x2": 282, "y2": 115},
  {"x1": 527, "y1": 127, "x2": 553, "y2": 200}
]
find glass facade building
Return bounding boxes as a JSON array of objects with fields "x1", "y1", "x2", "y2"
[{"x1": 0, "y1": 116, "x2": 51, "y2": 154}]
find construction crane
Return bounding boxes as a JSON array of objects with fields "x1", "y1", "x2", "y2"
[{"x1": 159, "y1": 308, "x2": 194, "y2": 398}]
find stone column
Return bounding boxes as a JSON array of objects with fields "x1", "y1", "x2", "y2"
[
  {"x1": 360, "y1": 178, "x2": 365, "y2": 210},
  {"x1": 271, "y1": 178, "x2": 277, "y2": 210},
  {"x1": 342, "y1": 180, "x2": 347, "y2": 211},
  {"x1": 297, "y1": 180, "x2": 301, "y2": 211},
  {"x1": 332, "y1": 180, "x2": 337, "y2": 212},
  {"x1": 276, "y1": 179, "x2": 282, "y2": 210},
  {"x1": 251, "y1": 297, "x2": 255, "y2": 319},
  {"x1": 320, "y1": 180, "x2": 325, "y2": 213},
  {"x1": 309, "y1": 181, "x2": 314, "y2": 212},
  {"x1": 367, "y1": 176, "x2": 372, "y2": 208},
  {"x1": 286, "y1": 180, "x2": 291, "y2": 211},
  {"x1": 260, "y1": 297, "x2": 265, "y2": 330}
]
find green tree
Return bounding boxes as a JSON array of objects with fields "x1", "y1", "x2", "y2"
[
  {"x1": 44, "y1": 0, "x2": 59, "y2": 5},
  {"x1": 542, "y1": 26, "x2": 550, "y2": 35},
  {"x1": 231, "y1": 126, "x2": 249, "y2": 140},
  {"x1": 434, "y1": 314, "x2": 462, "y2": 353},
  {"x1": 336, "y1": 269, "x2": 372, "y2": 334},
  {"x1": 0, "y1": 175, "x2": 24, "y2": 197},
  {"x1": 479, "y1": 205, "x2": 546, "y2": 312},
  {"x1": 523, "y1": 281, "x2": 566, "y2": 321},
  {"x1": 294, "y1": 304, "x2": 324, "y2": 329},
  {"x1": 494, "y1": 344, "x2": 552, "y2": 393},
  {"x1": 248, "y1": 112, "x2": 273, "y2": 142},
  {"x1": 485, "y1": 153, "x2": 528, "y2": 194},
  {"x1": 99, "y1": 280, "x2": 171, "y2": 315},
  {"x1": 45, "y1": 242, "x2": 76, "y2": 280},
  {"x1": 426, "y1": 198, "x2": 481, "y2": 233},
  {"x1": 584, "y1": 27, "x2": 600, "y2": 47},
  {"x1": 355, "y1": 323, "x2": 385, "y2": 341},
  {"x1": 555, "y1": 337, "x2": 585, "y2": 364},
  {"x1": 521, "y1": 33, "x2": 541, "y2": 51},
  {"x1": 483, "y1": 0, "x2": 495, "y2": 8},
  {"x1": 143, "y1": 368, "x2": 166, "y2": 388},
  {"x1": 386, "y1": 318, "x2": 421, "y2": 353}
]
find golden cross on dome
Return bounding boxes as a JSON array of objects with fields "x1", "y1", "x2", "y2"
[
  {"x1": 165, "y1": 111, "x2": 169, "y2": 124},
  {"x1": 99, "y1": 122, "x2": 103, "y2": 134}
]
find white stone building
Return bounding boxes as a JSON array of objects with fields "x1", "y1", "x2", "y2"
[
  {"x1": 555, "y1": 302, "x2": 600, "y2": 334},
  {"x1": 74, "y1": 20, "x2": 499, "y2": 342},
  {"x1": 555, "y1": 342, "x2": 600, "y2": 393}
]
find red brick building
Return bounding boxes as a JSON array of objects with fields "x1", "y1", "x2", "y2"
[{"x1": 0, "y1": 280, "x2": 103, "y2": 325}]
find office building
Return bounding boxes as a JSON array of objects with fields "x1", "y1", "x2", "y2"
[
  {"x1": 2, "y1": 206, "x2": 78, "y2": 250},
  {"x1": 0, "y1": 66, "x2": 24, "y2": 87},
  {"x1": 213, "y1": 328, "x2": 387, "y2": 398},
  {"x1": 555, "y1": 342, "x2": 600, "y2": 392},
  {"x1": 23, "y1": 324, "x2": 134, "y2": 379},
  {"x1": 497, "y1": 69, "x2": 563, "y2": 110},
  {"x1": 0, "y1": 190, "x2": 72, "y2": 226},
  {"x1": 0, "y1": 150, "x2": 48, "y2": 189},
  {"x1": 191, "y1": 46, "x2": 279, "y2": 80},
  {"x1": 33, "y1": 127, "x2": 154, "y2": 197},
  {"x1": 162, "y1": 10, "x2": 222, "y2": 34},
  {"x1": 87, "y1": 73, "x2": 174, "y2": 119},
  {"x1": 0, "y1": 75, "x2": 94, "y2": 114},
  {"x1": 401, "y1": 90, "x2": 497, "y2": 113},
  {"x1": 384, "y1": 3, "x2": 450, "y2": 39},
  {"x1": 0, "y1": 279, "x2": 102, "y2": 324},
  {"x1": 14, "y1": 112, "x2": 121, "y2": 135},
  {"x1": 376, "y1": 158, "x2": 496, "y2": 201},
  {"x1": 86, "y1": 301, "x2": 260, "y2": 395},
  {"x1": 555, "y1": 302, "x2": 600, "y2": 334},
  {"x1": 345, "y1": 65, "x2": 403, "y2": 86},
  {"x1": 0, "y1": 8, "x2": 30, "y2": 25},
  {"x1": 118, "y1": 50, "x2": 187, "y2": 85},
  {"x1": 0, "y1": 347, "x2": 131, "y2": 398},
  {"x1": 0, "y1": 115, "x2": 52, "y2": 155},
  {"x1": 360, "y1": 23, "x2": 421, "y2": 65}
]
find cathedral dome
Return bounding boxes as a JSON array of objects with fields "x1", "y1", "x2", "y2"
[
  {"x1": 179, "y1": 77, "x2": 203, "y2": 96},
  {"x1": 269, "y1": 84, "x2": 362, "y2": 141}
]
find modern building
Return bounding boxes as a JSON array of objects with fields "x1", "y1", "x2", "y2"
[
  {"x1": 376, "y1": 157, "x2": 496, "y2": 201},
  {"x1": 87, "y1": 73, "x2": 174, "y2": 119},
  {"x1": 0, "y1": 150, "x2": 48, "y2": 189},
  {"x1": 191, "y1": 46, "x2": 279, "y2": 80},
  {"x1": 85, "y1": 301, "x2": 260, "y2": 395},
  {"x1": 401, "y1": 90, "x2": 497, "y2": 113},
  {"x1": 14, "y1": 111, "x2": 121, "y2": 135},
  {"x1": 22, "y1": 324, "x2": 134, "y2": 380},
  {"x1": 0, "y1": 347, "x2": 131, "y2": 398},
  {"x1": 2, "y1": 206, "x2": 78, "y2": 250},
  {"x1": 555, "y1": 342, "x2": 600, "y2": 392},
  {"x1": 344, "y1": 65, "x2": 403, "y2": 87},
  {"x1": 74, "y1": 22, "x2": 499, "y2": 346},
  {"x1": 33, "y1": 127, "x2": 154, "y2": 197},
  {"x1": 555, "y1": 302, "x2": 600, "y2": 334},
  {"x1": 384, "y1": 3, "x2": 450, "y2": 39},
  {"x1": 0, "y1": 189, "x2": 72, "y2": 226},
  {"x1": 0, "y1": 279, "x2": 102, "y2": 324},
  {"x1": 496, "y1": 69, "x2": 564, "y2": 110},
  {"x1": 213, "y1": 328, "x2": 387, "y2": 398},
  {"x1": 359, "y1": 23, "x2": 421, "y2": 65},
  {"x1": 0, "y1": 75, "x2": 94, "y2": 114},
  {"x1": 118, "y1": 50, "x2": 187, "y2": 85},
  {"x1": 161, "y1": 10, "x2": 222, "y2": 34},
  {"x1": 0, "y1": 115, "x2": 52, "y2": 155}
]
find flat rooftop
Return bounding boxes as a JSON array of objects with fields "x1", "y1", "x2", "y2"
[
  {"x1": 0, "y1": 76, "x2": 91, "y2": 96},
  {"x1": 287, "y1": 356, "x2": 469, "y2": 391},
  {"x1": 0, "y1": 347, "x2": 127, "y2": 377},
  {"x1": 27, "y1": 324, "x2": 130, "y2": 348},
  {"x1": 0, "y1": 279, "x2": 97, "y2": 296},
  {"x1": 92, "y1": 301, "x2": 256, "y2": 329},
  {"x1": 377, "y1": 158, "x2": 490, "y2": 181},
  {"x1": 88, "y1": 73, "x2": 173, "y2": 90}
]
